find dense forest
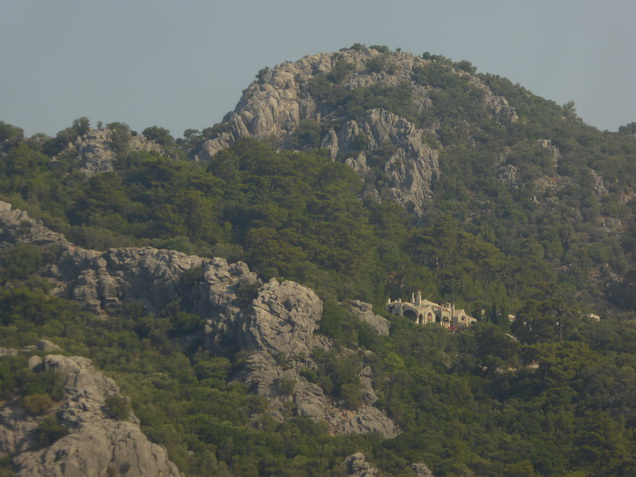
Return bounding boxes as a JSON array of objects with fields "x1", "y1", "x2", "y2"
[{"x1": 1, "y1": 45, "x2": 636, "y2": 476}]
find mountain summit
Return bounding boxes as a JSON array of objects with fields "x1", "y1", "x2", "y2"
[
  {"x1": 200, "y1": 46, "x2": 517, "y2": 215},
  {"x1": 195, "y1": 45, "x2": 636, "y2": 313}
]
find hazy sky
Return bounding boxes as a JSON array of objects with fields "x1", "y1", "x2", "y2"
[{"x1": 2, "y1": 0, "x2": 635, "y2": 138}]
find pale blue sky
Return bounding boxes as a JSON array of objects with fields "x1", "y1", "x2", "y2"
[{"x1": 2, "y1": 0, "x2": 635, "y2": 137}]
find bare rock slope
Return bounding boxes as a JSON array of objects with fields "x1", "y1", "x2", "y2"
[{"x1": 0, "y1": 352, "x2": 182, "y2": 477}]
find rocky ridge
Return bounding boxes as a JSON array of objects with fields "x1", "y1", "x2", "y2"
[
  {"x1": 0, "y1": 349, "x2": 182, "y2": 477},
  {"x1": 0, "y1": 201, "x2": 399, "y2": 438},
  {"x1": 200, "y1": 47, "x2": 517, "y2": 214},
  {"x1": 69, "y1": 128, "x2": 163, "y2": 176}
]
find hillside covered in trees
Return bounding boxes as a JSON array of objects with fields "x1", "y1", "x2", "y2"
[{"x1": 1, "y1": 45, "x2": 636, "y2": 476}]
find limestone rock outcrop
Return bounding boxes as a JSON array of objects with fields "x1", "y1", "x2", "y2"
[
  {"x1": 0, "y1": 200, "x2": 258, "y2": 316},
  {"x1": 348, "y1": 300, "x2": 391, "y2": 336},
  {"x1": 0, "y1": 201, "x2": 68, "y2": 248},
  {"x1": 0, "y1": 352, "x2": 182, "y2": 477},
  {"x1": 410, "y1": 462, "x2": 436, "y2": 476},
  {"x1": 343, "y1": 453, "x2": 435, "y2": 477},
  {"x1": 331, "y1": 109, "x2": 440, "y2": 214},
  {"x1": 211, "y1": 279, "x2": 399, "y2": 438},
  {"x1": 68, "y1": 128, "x2": 163, "y2": 176},
  {"x1": 0, "y1": 202, "x2": 399, "y2": 438},
  {"x1": 200, "y1": 47, "x2": 517, "y2": 215},
  {"x1": 345, "y1": 452, "x2": 379, "y2": 477}
]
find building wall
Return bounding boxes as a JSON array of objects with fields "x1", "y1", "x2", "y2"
[{"x1": 386, "y1": 294, "x2": 475, "y2": 328}]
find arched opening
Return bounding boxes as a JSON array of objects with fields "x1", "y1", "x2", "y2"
[{"x1": 403, "y1": 309, "x2": 417, "y2": 321}]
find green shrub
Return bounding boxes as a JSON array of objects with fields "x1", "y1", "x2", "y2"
[
  {"x1": 236, "y1": 281, "x2": 260, "y2": 305},
  {"x1": 290, "y1": 119, "x2": 322, "y2": 150},
  {"x1": 340, "y1": 382, "x2": 363, "y2": 410},
  {"x1": 35, "y1": 415, "x2": 68, "y2": 446},
  {"x1": 0, "y1": 456, "x2": 12, "y2": 477},
  {"x1": 278, "y1": 376, "x2": 296, "y2": 396},
  {"x1": 104, "y1": 395, "x2": 131, "y2": 420},
  {"x1": 300, "y1": 367, "x2": 318, "y2": 383},
  {"x1": 19, "y1": 368, "x2": 64, "y2": 401},
  {"x1": 21, "y1": 393, "x2": 54, "y2": 416}
]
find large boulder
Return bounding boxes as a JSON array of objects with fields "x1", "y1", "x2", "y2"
[
  {"x1": 345, "y1": 452, "x2": 379, "y2": 477},
  {"x1": 349, "y1": 300, "x2": 391, "y2": 336}
]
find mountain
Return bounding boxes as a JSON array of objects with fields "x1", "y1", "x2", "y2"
[
  {"x1": 0, "y1": 200, "x2": 410, "y2": 475},
  {"x1": 194, "y1": 44, "x2": 636, "y2": 315},
  {"x1": 1, "y1": 45, "x2": 636, "y2": 476},
  {"x1": 199, "y1": 46, "x2": 515, "y2": 216}
]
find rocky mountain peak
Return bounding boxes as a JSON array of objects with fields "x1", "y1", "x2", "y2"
[{"x1": 200, "y1": 46, "x2": 517, "y2": 214}]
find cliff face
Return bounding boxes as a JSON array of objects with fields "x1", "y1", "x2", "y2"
[
  {"x1": 219, "y1": 278, "x2": 399, "y2": 437},
  {"x1": 0, "y1": 201, "x2": 399, "y2": 442},
  {"x1": 199, "y1": 48, "x2": 517, "y2": 214},
  {"x1": 0, "y1": 352, "x2": 182, "y2": 477}
]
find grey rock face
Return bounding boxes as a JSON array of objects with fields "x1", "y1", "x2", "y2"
[
  {"x1": 410, "y1": 462, "x2": 436, "y2": 476},
  {"x1": 60, "y1": 247, "x2": 209, "y2": 314},
  {"x1": 358, "y1": 366, "x2": 378, "y2": 404},
  {"x1": 331, "y1": 406, "x2": 399, "y2": 437},
  {"x1": 0, "y1": 201, "x2": 68, "y2": 248},
  {"x1": 238, "y1": 278, "x2": 327, "y2": 355},
  {"x1": 216, "y1": 279, "x2": 399, "y2": 438},
  {"x1": 71, "y1": 128, "x2": 163, "y2": 176},
  {"x1": 345, "y1": 452, "x2": 379, "y2": 477},
  {"x1": 0, "y1": 202, "x2": 259, "y2": 316},
  {"x1": 200, "y1": 48, "x2": 517, "y2": 215},
  {"x1": 333, "y1": 109, "x2": 440, "y2": 213},
  {"x1": 349, "y1": 300, "x2": 391, "y2": 336},
  {"x1": 37, "y1": 340, "x2": 63, "y2": 353},
  {"x1": 1, "y1": 354, "x2": 182, "y2": 477}
]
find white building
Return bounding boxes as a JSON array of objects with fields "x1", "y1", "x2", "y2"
[{"x1": 386, "y1": 291, "x2": 476, "y2": 329}]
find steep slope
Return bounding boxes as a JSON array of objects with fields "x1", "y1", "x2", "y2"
[
  {"x1": 0, "y1": 200, "x2": 398, "y2": 440},
  {"x1": 2, "y1": 45, "x2": 636, "y2": 476},
  {"x1": 200, "y1": 46, "x2": 516, "y2": 215},
  {"x1": 0, "y1": 348, "x2": 182, "y2": 477}
]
